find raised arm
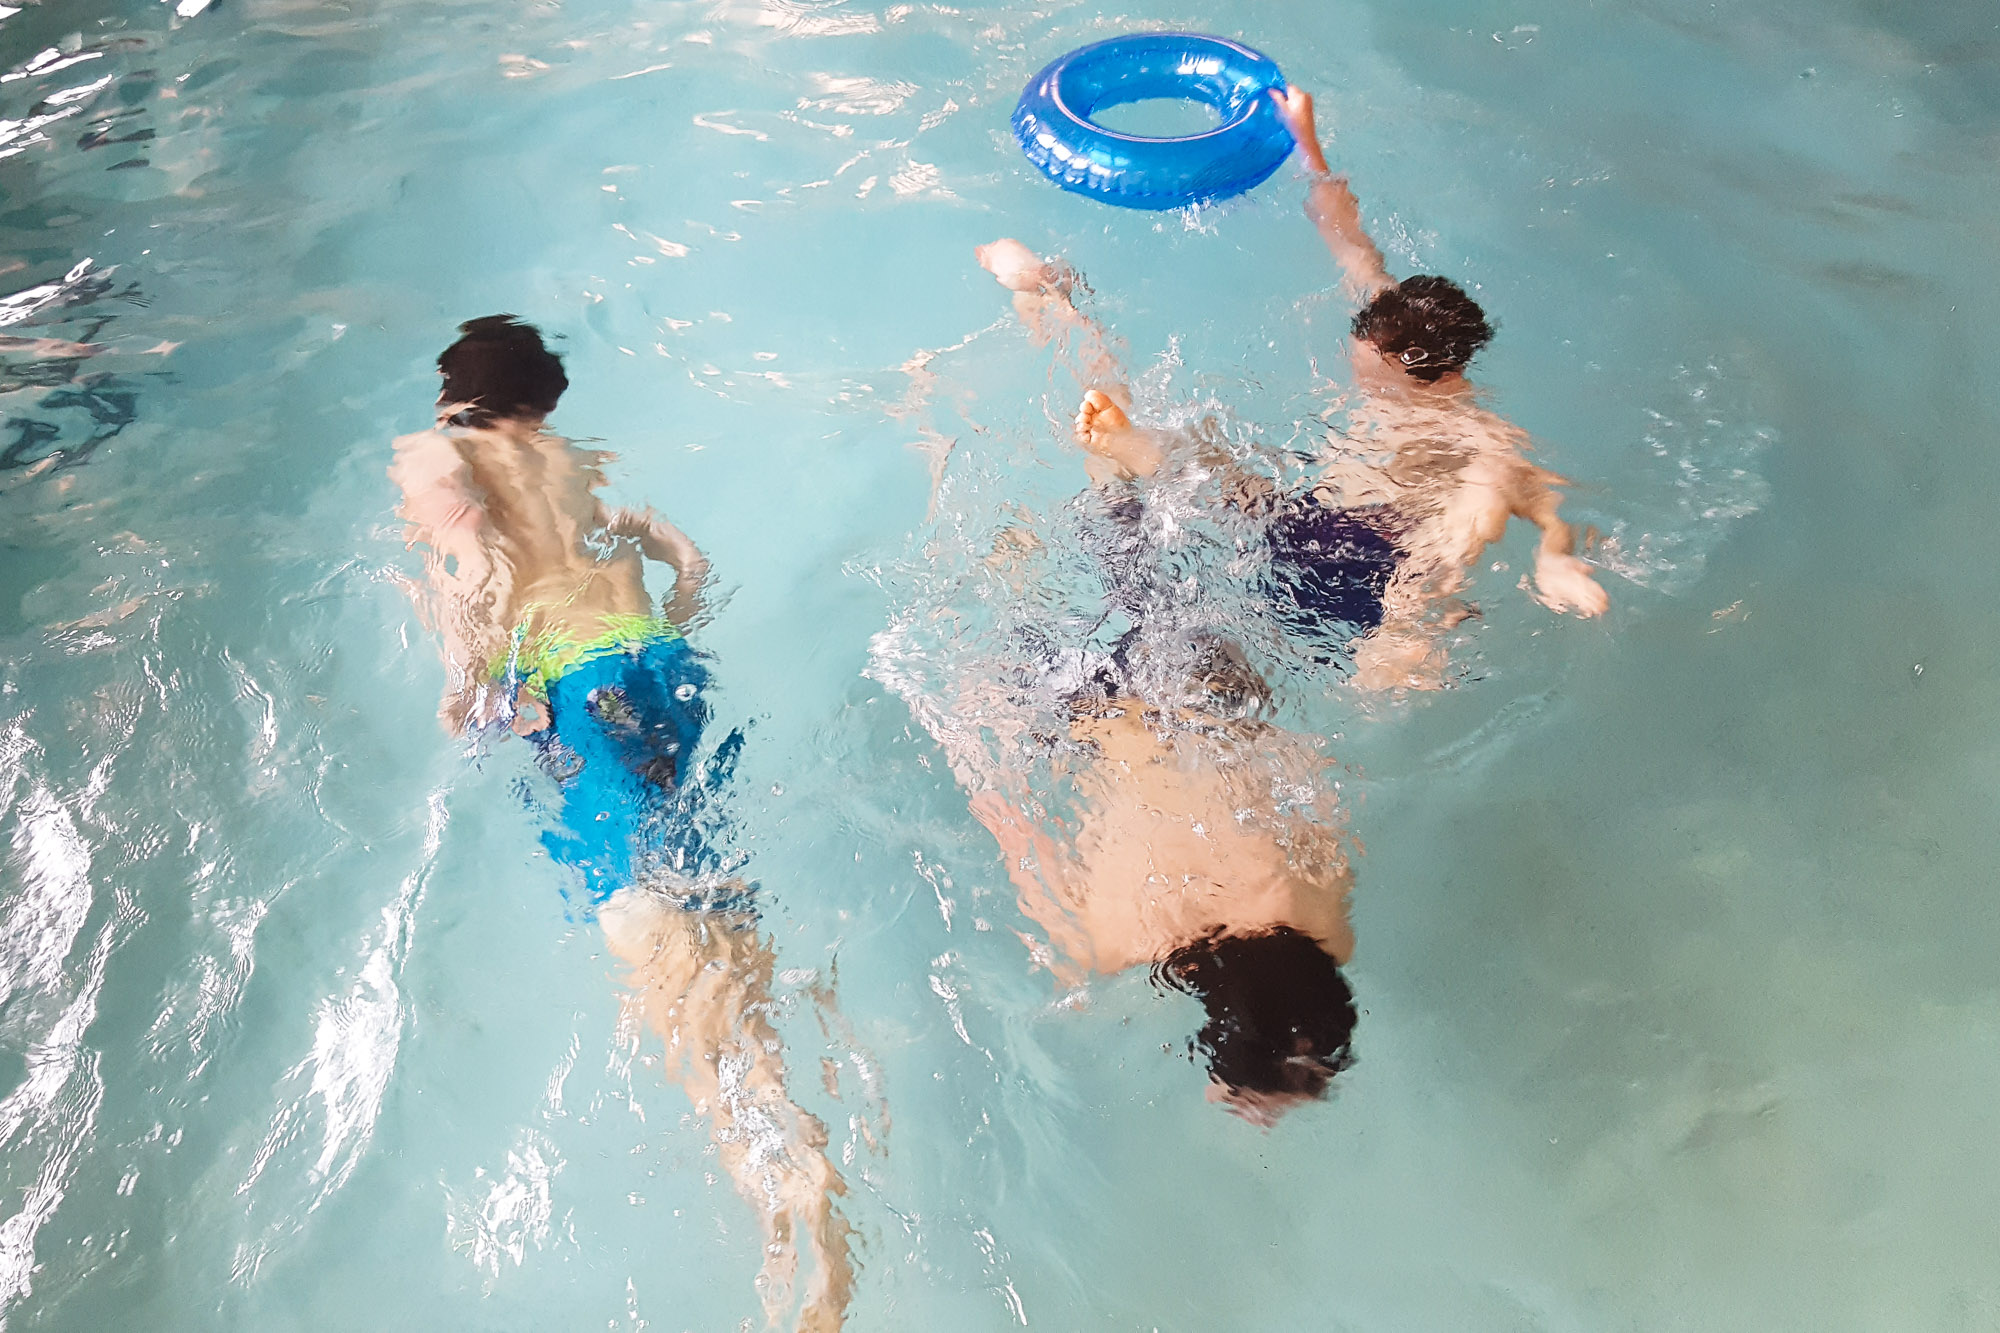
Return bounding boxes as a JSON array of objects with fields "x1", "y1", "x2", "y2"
[
  {"x1": 1269, "y1": 87, "x2": 1395, "y2": 299},
  {"x1": 603, "y1": 505, "x2": 710, "y2": 630}
]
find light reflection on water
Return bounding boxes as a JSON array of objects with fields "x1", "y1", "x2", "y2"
[
  {"x1": 0, "y1": 0, "x2": 1997, "y2": 1326},
  {"x1": 0, "y1": 765, "x2": 109, "y2": 1312}
]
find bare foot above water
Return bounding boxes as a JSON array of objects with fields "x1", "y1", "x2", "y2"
[{"x1": 1074, "y1": 388, "x2": 1163, "y2": 481}]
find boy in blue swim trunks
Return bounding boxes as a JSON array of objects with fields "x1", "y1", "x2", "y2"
[
  {"x1": 978, "y1": 82, "x2": 1608, "y2": 688},
  {"x1": 391, "y1": 317, "x2": 852, "y2": 1331}
]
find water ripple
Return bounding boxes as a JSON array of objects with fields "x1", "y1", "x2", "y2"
[{"x1": 234, "y1": 791, "x2": 446, "y2": 1251}]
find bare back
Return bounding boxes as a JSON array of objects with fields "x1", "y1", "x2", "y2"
[
  {"x1": 1318, "y1": 376, "x2": 1559, "y2": 589},
  {"x1": 390, "y1": 422, "x2": 653, "y2": 730},
  {"x1": 986, "y1": 705, "x2": 1355, "y2": 977}
]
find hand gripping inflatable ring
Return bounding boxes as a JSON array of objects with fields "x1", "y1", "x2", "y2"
[{"x1": 1012, "y1": 34, "x2": 1292, "y2": 211}]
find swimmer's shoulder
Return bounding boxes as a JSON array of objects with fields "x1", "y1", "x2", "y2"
[
  {"x1": 498, "y1": 426, "x2": 616, "y2": 485},
  {"x1": 391, "y1": 424, "x2": 453, "y2": 454},
  {"x1": 389, "y1": 425, "x2": 474, "y2": 488}
]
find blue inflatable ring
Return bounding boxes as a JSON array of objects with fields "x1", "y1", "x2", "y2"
[{"x1": 1012, "y1": 34, "x2": 1291, "y2": 211}]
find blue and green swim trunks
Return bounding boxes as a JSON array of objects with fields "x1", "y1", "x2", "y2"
[{"x1": 496, "y1": 615, "x2": 749, "y2": 912}]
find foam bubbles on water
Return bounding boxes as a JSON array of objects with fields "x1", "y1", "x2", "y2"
[
  {"x1": 447, "y1": 1130, "x2": 565, "y2": 1280},
  {"x1": 1589, "y1": 357, "x2": 1774, "y2": 595}
]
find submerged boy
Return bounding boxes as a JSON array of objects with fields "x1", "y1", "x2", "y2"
[
  {"x1": 965, "y1": 673, "x2": 1362, "y2": 1126},
  {"x1": 391, "y1": 317, "x2": 851, "y2": 1331},
  {"x1": 945, "y1": 260, "x2": 1364, "y2": 1126}
]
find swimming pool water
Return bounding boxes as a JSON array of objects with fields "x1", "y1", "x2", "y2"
[{"x1": 2, "y1": 0, "x2": 1998, "y2": 1327}]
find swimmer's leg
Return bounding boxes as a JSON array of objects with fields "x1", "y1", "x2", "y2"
[
  {"x1": 1347, "y1": 563, "x2": 1470, "y2": 692},
  {"x1": 976, "y1": 238, "x2": 1125, "y2": 395},
  {"x1": 981, "y1": 242, "x2": 1248, "y2": 493},
  {"x1": 601, "y1": 890, "x2": 854, "y2": 1332},
  {"x1": 1074, "y1": 388, "x2": 1165, "y2": 482}
]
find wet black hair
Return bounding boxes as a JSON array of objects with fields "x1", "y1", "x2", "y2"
[
  {"x1": 1350, "y1": 275, "x2": 1493, "y2": 383},
  {"x1": 436, "y1": 315, "x2": 568, "y2": 426},
  {"x1": 1076, "y1": 630, "x2": 1269, "y2": 722},
  {"x1": 1154, "y1": 926, "x2": 1357, "y2": 1098}
]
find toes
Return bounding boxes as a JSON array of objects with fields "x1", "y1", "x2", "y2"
[
  {"x1": 1075, "y1": 389, "x2": 1128, "y2": 438},
  {"x1": 1074, "y1": 391, "x2": 1110, "y2": 439}
]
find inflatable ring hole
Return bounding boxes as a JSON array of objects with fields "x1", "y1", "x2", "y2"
[
  {"x1": 1090, "y1": 97, "x2": 1224, "y2": 138},
  {"x1": 1053, "y1": 44, "x2": 1260, "y2": 145}
]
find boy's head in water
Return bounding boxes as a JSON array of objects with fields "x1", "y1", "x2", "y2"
[
  {"x1": 1156, "y1": 926, "x2": 1357, "y2": 1122},
  {"x1": 437, "y1": 315, "x2": 569, "y2": 427},
  {"x1": 1351, "y1": 275, "x2": 1493, "y2": 383}
]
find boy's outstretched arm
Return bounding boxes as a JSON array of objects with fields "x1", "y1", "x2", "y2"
[
  {"x1": 391, "y1": 431, "x2": 497, "y2": 591},
  {"x1": 1269, "y1": 87, "x2": 1395, "y2": 299}
]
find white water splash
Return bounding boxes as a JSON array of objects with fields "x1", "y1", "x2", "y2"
[{"x1": 0, "y1": 759, "x2": 114, "y2": 1318}]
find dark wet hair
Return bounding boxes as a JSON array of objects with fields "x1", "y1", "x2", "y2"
[
  {"x1": 1071, "y1": 631, "x2": 1268, "y2": 723},
  {"x1": 1351, "y1": 275, "x2": 1493, "y2": 383},
  {"x1": 436, "y1": 315, "x2": 568, "y2": 426},
  {"x1": 1184, "y1": 635, "x2": 1268, "y2": 718},
  {"x1": 1154, "y1": 927, "x2": 1357, "y2": 1098}
]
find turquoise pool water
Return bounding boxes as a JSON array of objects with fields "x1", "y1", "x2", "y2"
[{"x1": 3, "y1": 0, "x2": 1998, "y2": 1326}]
